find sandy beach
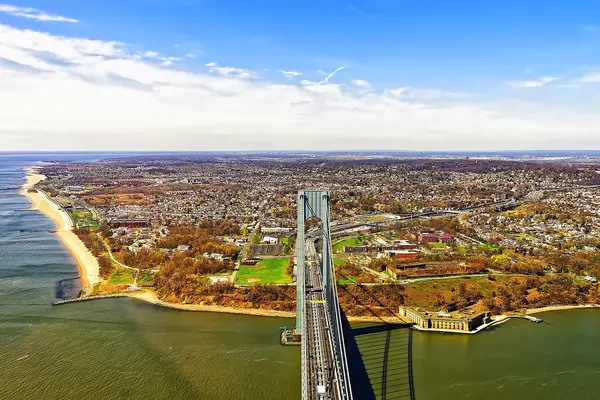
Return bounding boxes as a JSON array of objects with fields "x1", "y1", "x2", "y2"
[
  {"x1": 21, "y1": 168, "x2": 100, "y2": 289},
  {"x1": 125, "y1": 290, "x2": 405, "y2": 323},
  {"x1": 524, "y1": 304, "x2": 600, "y2": 315}
]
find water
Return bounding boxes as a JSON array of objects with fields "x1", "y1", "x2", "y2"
[
  {"x1": 412, "y1": 310, "x2": 600, "y2": 399},
  {"x1": 1, "y1": 152, "x2": 600, "y2": 400}
]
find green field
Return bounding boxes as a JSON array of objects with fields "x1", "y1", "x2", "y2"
[
  {"x1": 108, "y1": 269, "x2": 135, "y2": 285},
  {"x1": 71, "y1": 210, "x2": 100, "y2": 229},
  {"x1": 429, "y1": 242, "x2": 447, "y2": 249},
  {"x1": 332, "y1": 236, "x2": 372, "y2": 252},
  {"x1": 77, "y1": 219, "x2": 100, "y2": 229},
  {"x1": 235, "y1": 257, "x2": 292, "y2": 285},
  {"x1": 334, "y1": 257, "x2": 346, "y2": 266},
  {"x1": 478, "y1": 243, "x2": 500, "y2": 252},
  {"x1": 137, "y1": 271, "x2": 154, "y2": 286}
]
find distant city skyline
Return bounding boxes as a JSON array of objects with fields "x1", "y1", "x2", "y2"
[{"x1": 1, "y1": 1, "x2": 600, "y2": 150}]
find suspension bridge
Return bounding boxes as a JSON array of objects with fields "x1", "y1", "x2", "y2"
[{"x1": 287, "y1": 190, "x2": 353, "y2": 400}]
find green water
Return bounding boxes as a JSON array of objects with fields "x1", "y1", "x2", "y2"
[
  {"x1": 352, "y1": 311, "x2": 600, "y2": 400},
  {"x1": 412, "y1": 310, "x2": 600, "y2": 399},
  {"x1": 1, "y1": 298, "x2": 300, "y2": 399}
]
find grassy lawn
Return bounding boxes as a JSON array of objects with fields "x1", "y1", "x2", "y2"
[
  {"x1": 428, "y1": 242, "x2": 447, "y2": 249},
  {"x1": 137, "y1": 271, "x2": 154, "y2": 286},
  {"x1": 337, "y1": 278, "x2": 357, "y2": 285},
  {"x1": 332, "y1": 236, "x2": 372, "y2": 252},
  {"x1": 235, "y1": 257, "x2": 292, "y2": 285},
  {"x1": 77, "y1": 219, "x2": 100, "y2": 229},
  {"x1": 478, "y1": 243, "x2": 500, "y2": 252},
  {"x1": 72, "y1": 210, "x2": 91, "y2": 219},
  {"x1": 108, "y1": 269, "x2": 135, "y2": 285},
  {"x1": 334, "y1": 257, "x2": 346, "y2": 266},
  {"x1": 403, "y1": 275, "x2": 513, "y2": 308},
  {"x1": 71, "y1": 210, "x2": 99, "y2": 229}
]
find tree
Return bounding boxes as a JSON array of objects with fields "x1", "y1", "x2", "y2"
[{"x1": 490, "y1": 254, "x2": 511, "y2": 270}]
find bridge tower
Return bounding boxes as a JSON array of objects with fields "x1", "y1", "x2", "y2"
[{"x1": 295, "y1": 190, "x2": 332, "y2": 332}]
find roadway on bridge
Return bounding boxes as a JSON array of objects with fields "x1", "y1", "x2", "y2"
[{"x1": 304, "y1": 238, "x2": 338, "y2": 399}]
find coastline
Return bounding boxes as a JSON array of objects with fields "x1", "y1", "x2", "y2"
[
  {"x1": 58, "y1": 289, "x2": 405, "y2": 323},
  {"x1": 129, "y1": 291, "x2": 408, "y2": 323},
  {"x1": 128, "y1": 291, "x2": 297, "y2": 318},
  {"x1": 53, "y1": 286, "x2": 600, "y2": 324},
  {"x1": 20, "y1": 168, "x2": 100, "y2": 290},
  {"x1": 524, "y1": 304, "x2": 600, "y2": 315}
]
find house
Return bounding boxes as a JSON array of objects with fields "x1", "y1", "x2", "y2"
[
  {"x1": 384, "y1": 249, "x2": 418, "y2": 258},
  {"x1": 418, "y1": 233, "x2": 440, "y2": 243},
  {"x1": 439, "y1": 234, "x2": 455, "y2": 244},
  {"x1": 584, "y1": 276, "x2": 597, "y2": 283},
  {"x1": 416, "y1": 233, "x2": 455, "y2": 244},
  {"x1": 262, "y1": 236, "x2": 279, "y2": 245},
  {"x1": 204, "y1": 252, "x2": 226, "y2": 261}
]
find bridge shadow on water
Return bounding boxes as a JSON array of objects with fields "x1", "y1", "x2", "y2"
[{"x1": 343, "y1": 313, "x2": 416, "y2": 400}]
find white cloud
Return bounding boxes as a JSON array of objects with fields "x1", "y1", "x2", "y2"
[
  {"x1": 144, "y1": 51, "x2": 159, "y2": 58},
  {"x1": 0, "y1": 4, "x2": 78, "y2": 23},
  {"x1": 506, "y1": 76, "x2": 558, "y2": 88},
  {"x1": 555, "y1": 84, "x2": 580, "y2": 88},
  {"x1": 580, "y1": 74, "x2": 600, "y2": 83},
  {"x1": 141, "y1": 51, "x2": 182, "y2": 65},
  {"x1": 277, "y1": 69, "x2": 302, "y2": 79},
  {"x1": 203, "y1": 62, "x2": 254, "y2": 79},
  {"x1": 388, "y1": 87, "x2": 409, "y2": 97},
  {"x1": 208, "y1": 65, "x2": 253, "y2": 79},
  {"x1": 352, "y1": 79, "x2": 371, "y2": 89},
  {"x1": 1, "y1": 23, "x2": 600, "y2": 151}
]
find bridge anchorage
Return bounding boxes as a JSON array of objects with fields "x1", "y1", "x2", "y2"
[{"x1": 282, "y1": 190, "x2": 353, "y2": 400}]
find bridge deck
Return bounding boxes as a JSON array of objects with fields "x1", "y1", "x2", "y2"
[
  {"x1": 298, "y1": 190, "x2": 353, "y2": 400},
  {"x1": 305, "y1": 242, "x2": 337, "y2": 398}
]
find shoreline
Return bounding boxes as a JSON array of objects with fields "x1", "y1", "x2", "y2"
[
  {"x1": 523, "y1": 304, "x2": 600, "y2": 315},
  {"x1": 20, "y1": 168, "x2": 100, "y2": 289},
  {"x1": 57, "y1": 289, "x2": 406, "y2": 323},
  {"x1": 53, "y1": 287, "x2": 600, "y2": 324}
]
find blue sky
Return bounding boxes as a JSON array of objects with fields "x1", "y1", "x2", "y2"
[{"x1": 1, "y1": 1, "x2": 600, "y2": 150}]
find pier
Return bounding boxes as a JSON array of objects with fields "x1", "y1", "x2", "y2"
[
  {"x1": 512, "y1": 315, "x2": 543, "y2": 323},
  {"x1": 52, "y1": 294, "x2": 130, "y2": 305}
]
